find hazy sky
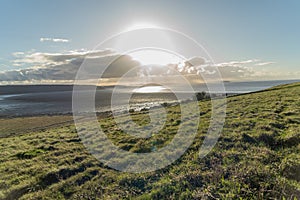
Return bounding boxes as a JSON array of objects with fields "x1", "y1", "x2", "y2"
[{"x1": 0, "y1": 0, "x2": 299, "y2": 83}]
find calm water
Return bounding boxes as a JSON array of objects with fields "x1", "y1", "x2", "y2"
[{"x1": 0, "y1": 80, "x2": 298, "y2": 117}]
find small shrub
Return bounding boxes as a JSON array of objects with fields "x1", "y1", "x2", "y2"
[
  {"x1": 195, "y1": 91, "x2": 208, "y2": 101},
  {"x1": 16, "y1": 149, "x2": 45, "y2": 159},
  {"x1": 242, "y1": 133, "x2": 257, "y2": 143}
]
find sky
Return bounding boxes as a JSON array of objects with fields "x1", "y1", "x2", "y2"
[{"x1": 0, "y1": 0, "x2": 299, "y2": 84}]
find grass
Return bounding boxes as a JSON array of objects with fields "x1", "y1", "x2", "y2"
[{"x1": 0, "y1": 82, "x2": 300, "y2": 199}]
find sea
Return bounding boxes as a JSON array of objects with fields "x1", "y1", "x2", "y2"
[{"x1": 0, "y1": 79, "x2": 299, "y2": 117}]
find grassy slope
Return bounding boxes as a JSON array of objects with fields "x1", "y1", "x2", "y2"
[
  {"x1": 0, "y1": 116, "x2": 74, "y2": 138},
  {"x1": 0, "y1": 82, "x2": 300, "y2": 199}
]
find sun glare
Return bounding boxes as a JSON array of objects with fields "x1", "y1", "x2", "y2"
[
  {"x1": 126, "y1": 22, "x2": 159, "y2": 31},
  {"x1": 133, "y1": 86, "x2": 166, "y2": 93},
  {"x1": 129, "y1": 49, "x2": 183, "y2": 65}
]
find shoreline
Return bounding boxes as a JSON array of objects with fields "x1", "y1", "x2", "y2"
[
  {"x1": 0, "y1": 90, "x2": 274, "y2": 119},
  {"x1": 1, "y1": 79, "x2": 300, "y2": 118}
]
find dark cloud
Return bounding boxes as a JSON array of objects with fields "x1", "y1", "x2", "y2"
[{"x1": 0, "y1": 50, "x2": 140, "y2": 83}]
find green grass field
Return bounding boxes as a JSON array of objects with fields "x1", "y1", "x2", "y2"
[{"x1": 0, "y1": 82, "x2": 300, "y2": 199}]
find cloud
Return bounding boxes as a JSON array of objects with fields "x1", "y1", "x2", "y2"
[
  {"x1": 177, "y1": 57, "x2": 280, "y2": 81},
  {"x1": 0, "y1": 50, "x2": 289, "y2": 85},
  {"x1": 13, "y1": 49, "x2": 115, "y2": 65},
  {"x1": 215, "y1": 59, "x2": 259, "y2": 67},
  {"x1": 12, "y1": 52, "x2": 25, "y2": 57},
  {"x1": 255, "y1": 62, "x2": 275, "y2": 66},
  {"x1": 0, "y1": 49, "x2": 140, "y2": 83},
  {"x1": 40, "y1": 37, "x2": 70, "y2": 43}
]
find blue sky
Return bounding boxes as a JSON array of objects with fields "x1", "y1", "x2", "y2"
[{"x1": 0, "y1": 0, "x2": 299, "y2": 82}]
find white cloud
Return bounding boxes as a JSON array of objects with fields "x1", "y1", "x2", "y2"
[
  {"x1": 175, "y1": 57, "x2": 256, "y2": 80},
  {"x1": 215, "y1": 59, "x2": 259, "y2": 67},
  {"x1": 12, "y1": 52, "x2": 25, "y2": 57},
  {"x1": 12, "y1": 49, "x2": 116, "y2": 66},
  {"x1": 40, "y1": 37, "x2": 70, "y2": 43},
  {"x1": 255, "y1": 62, "x2": 276, "y2": 66},
  {"x1": 177, "y1": 57, "x2": 285, "y2": 81}
]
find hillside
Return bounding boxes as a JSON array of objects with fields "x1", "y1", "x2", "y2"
[{"x1": 0, "y1": 82, "x2": 300, "y2": 199}]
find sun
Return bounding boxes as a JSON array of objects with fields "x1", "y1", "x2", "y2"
[
  {"x1": 121, "y1": 22, "x2": 185, "y2": 65},
  {"x1": 128, "y1": 49, "x2": 184, "y2": 66}
]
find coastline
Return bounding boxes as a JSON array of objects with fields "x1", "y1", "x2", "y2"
[{"x1": 0, "y1": 80, "x2": 296, "y2": 119}]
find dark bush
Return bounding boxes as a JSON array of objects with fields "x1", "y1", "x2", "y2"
[{"x1": 195, "y1": 91, "x2": 208, "y2": 101}]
